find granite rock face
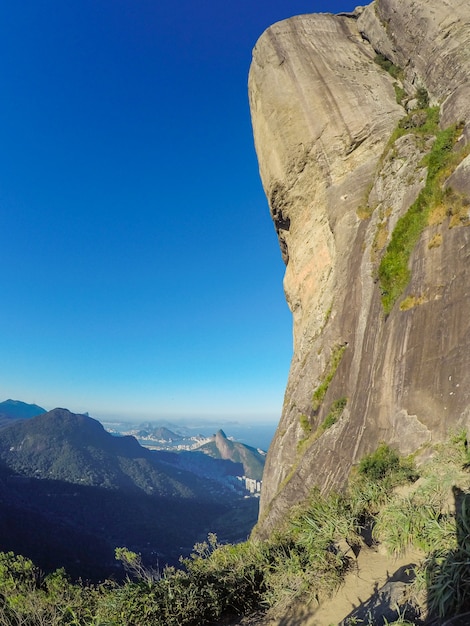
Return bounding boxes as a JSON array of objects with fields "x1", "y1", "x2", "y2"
[{"x1": 249, "y1": 0, "x2": 470, "y2": 537}]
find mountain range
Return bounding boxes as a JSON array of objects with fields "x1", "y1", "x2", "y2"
[
  {"x1": 0, "y1": 408, "x2": 216, "y2": 497},
  {"x1": 118, "y1": 422, "x2": 266, "y2": 482},
  {"x1": 0, "y1": 404, "x2": 260, "y2": 579}
]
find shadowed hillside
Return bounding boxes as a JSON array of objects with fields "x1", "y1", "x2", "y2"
[
  {"x1": 0, "y1": 409, "x2": 258, "y2": 579},
  {"x1": 0, "y1": 399, "x2": 46, "y2": 427}
]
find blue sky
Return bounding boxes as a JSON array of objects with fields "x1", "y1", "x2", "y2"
[{"x1": 1, "y1": 0, "x2": 358, "y2": 423}]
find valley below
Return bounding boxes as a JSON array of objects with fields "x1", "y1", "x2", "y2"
[{"x1": 0, "y1": 400, "x2": 265, "y2": 581}]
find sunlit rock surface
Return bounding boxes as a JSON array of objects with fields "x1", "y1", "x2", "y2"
[{"x1": 249, "y1": 0, "x2": 470, "y2": 538}]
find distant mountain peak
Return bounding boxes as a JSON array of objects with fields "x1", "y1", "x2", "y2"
[
  {"x1": 0, "y1": 399, "x2": 46, "y2": 421},
  {"x1": 197, "y1": 429, "x2": 265, "y2": 481}
]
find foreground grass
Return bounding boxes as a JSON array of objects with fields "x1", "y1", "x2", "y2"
[
  {"x1": 374, "y1": 432, "x2": 470, "y2": 619},
  {"x1": 1, "y1": 437, "x2": 470, "y2": 624}
]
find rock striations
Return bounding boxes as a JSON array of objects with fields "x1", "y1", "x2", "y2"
[{"x1": 249, "y1": 0, "x2": 470, "y2": 538}]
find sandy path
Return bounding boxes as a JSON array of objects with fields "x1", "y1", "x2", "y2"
[
  {"x1": 231, "y1": 544, "x2": 423, "y2": 626},
  {"x1": 308, "y1": 545, "x2": 422, "y2": 625}
]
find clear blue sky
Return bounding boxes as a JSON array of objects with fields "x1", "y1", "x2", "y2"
[{"x1": 1, "y1": 0, "x2": 358, "y2": 423}]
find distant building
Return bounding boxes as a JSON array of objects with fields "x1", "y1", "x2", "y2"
[{"x1": 237, "y1": 475, "x2": 262, "y2": 495}]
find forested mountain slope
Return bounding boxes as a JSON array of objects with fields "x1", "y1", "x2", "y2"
[{"x1": 0, "y1": 409, "x2": 256, "y2": 578}]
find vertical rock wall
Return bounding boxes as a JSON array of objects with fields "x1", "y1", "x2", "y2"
[{"x1": 249, "y1": 0, "x2": 470, "y2": 537}]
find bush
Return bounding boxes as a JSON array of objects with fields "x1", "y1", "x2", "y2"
[
  {"x1": 358, "y1": 443, "x2": 401, "y2": 481},
  {"x1": 374, "y1": 53, "x2": 403, "y2": 80},
  {"x1": 416, "y1": 86, "x2": 430, "y2": 109}
]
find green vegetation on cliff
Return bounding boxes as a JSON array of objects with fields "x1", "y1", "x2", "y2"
[
  {"x1": 378, "y1": 106, "x2": 468, "y2": 313},
  {"x1": 374, "y1": 53, "x2": 403, "y2": 82},
  {"x1": 311, "y1": 343, "x2": 347, "y2": 412}
]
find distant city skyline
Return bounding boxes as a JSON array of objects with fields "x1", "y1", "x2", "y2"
[{"x1": 1, "y1": 0, "x2": 358, "y2": 423}]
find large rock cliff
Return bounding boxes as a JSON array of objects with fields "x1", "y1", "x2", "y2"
[{"x1": 249, "y1": 0, "x2": 470, "y2": 538}]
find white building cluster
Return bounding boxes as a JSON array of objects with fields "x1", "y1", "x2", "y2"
[{"x1": 237, "y1": 475, "x2": 262, "y2": 495}]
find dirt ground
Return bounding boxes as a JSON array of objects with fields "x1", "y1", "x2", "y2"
[{"x1": 223, "y1": 543, "x2": 424, "y2": 626}]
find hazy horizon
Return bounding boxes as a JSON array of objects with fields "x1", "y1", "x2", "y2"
[{"x1": 3, "y1": 396, "x2": 279, "y2": 426}]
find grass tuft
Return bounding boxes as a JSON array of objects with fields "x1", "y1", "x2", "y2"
[
  {"x1": 320, "y1": 397, "x2": 347, "y2": 431},
  {"x1": 299, "y1": 413, "x2": 312, "y2": 436},
  {"x1": 312, "y1": 344, "x2": 347, "y2": 411}
]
